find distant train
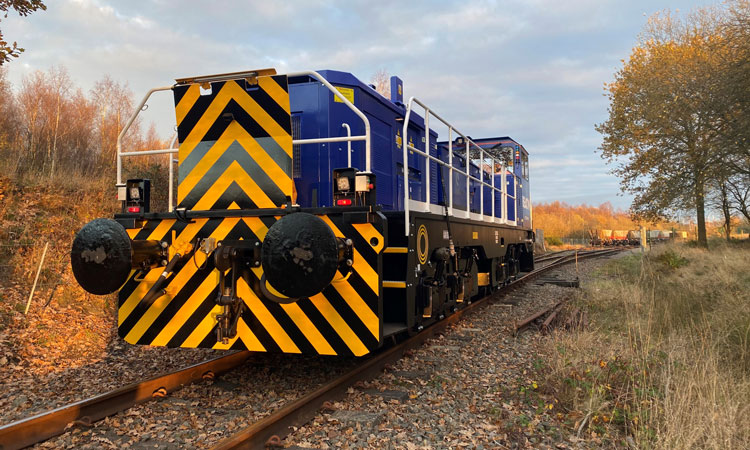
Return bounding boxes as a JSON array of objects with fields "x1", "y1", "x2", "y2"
[
  {"x1": 590, "y1": 229, "x2": 612, "y2": 246},
  {"x1": 590, "y1": 229, "x2": 689, "y2": 246},
  {"x1": 591, "y1": 229, "x2": 632, "y2": 246},
  {"x1": 70, "y1": 69, "x2": 534, "y2": 356}
]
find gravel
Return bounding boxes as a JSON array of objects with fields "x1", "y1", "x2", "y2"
[
  {"x1": 281, "y1": 254, "x2": 625, "y2": 449},
  {"x1": 0, "y1": 336, "x2": 222, "y2": 425},
  {"x1": 32, "y1": 352, "x2": 361, "y2": 449},
  {"x1": 7, "y1": 252, "x2": 625, "y2": 449}
]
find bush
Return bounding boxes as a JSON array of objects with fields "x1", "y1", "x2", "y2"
[
  {"x1": 655, "y1": 249, "x2": 688, "y2": 269},
  {"x1": 545, "y1": 236, "x2": 563, "y2": 246}
]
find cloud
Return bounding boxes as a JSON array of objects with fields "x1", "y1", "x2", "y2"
[{"x1": 1, "y1": 0, "x2": 712, "y2": 208}]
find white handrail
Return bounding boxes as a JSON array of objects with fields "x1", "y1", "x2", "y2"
[
  {"x1": 448, "y1": 127, "x2": 453, "y2": 215},
  {"x1": 116, "y1": 86, "x2": 173, "y2": 187},
  {"x1": 341, "y1": 123, "x2": 352, "y2": 167},
  {"x1": 294, "y1": 135, "x2": 365, "y2": 145},
  {"x1": 401, "y1": 96, "x2": 514, "y2": 236},
  {"x1": 115, "y1": 70, "x2": 373, "y2": 210},
  {"x1": 479, "y1": 147, "x2": 484, "y2": 221},
  {"x1": 424, "y1": 111, "x2": 430, "y2": 206},
  {"x1": 287, "y1": 70, "x2": 371, "y2": 172}
]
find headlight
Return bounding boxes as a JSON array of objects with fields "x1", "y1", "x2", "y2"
[
  {"x1": 129, "y1": 187, "x2": 140, "y2": 199},
  {"x1": 337, "y1": 177, "x2": 350, "y2": 191}
]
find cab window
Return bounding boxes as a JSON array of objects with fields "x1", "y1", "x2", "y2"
[{"x1": 522, "y1": 152, "x2": 529, "y2": 180}]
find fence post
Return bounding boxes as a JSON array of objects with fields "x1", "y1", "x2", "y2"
[{"x1": 25, "y1": 242, "x2": 49, "y2": 315}]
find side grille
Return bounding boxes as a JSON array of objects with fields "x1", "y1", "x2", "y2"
[{"x1": 292, "y1": 114, "x2": 301, "y2": 178}]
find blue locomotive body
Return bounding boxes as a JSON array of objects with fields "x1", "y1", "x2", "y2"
[
  {"x1": 289, "y1": 70, "x2": 432, "y2": 211},
  {"x1": 288, "y1": 70, "x2": 531, "y2": 228},
  {"x1": 72, "y1": 68, "x2": 535, "y2": 356}
]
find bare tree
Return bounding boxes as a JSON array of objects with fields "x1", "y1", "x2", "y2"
[
  {"x1": 727, "y1": 173, "x2": 750, "y2": 224},
  {"x1": 370, "y1": 68, "x2": 390, "y2": 98},
  {"x1": 0, "y1": 67, "x2": 18, "y2": 151},
  {"x1": 716, "y1": 182, "x2": 733, "y2": 241},
  {"x1": 1, "y1": 63, "x2": 167, "y2": 180},
  {"x1": 16, "y1": 69, "x2": 46, "y2": 172},
  {"x1": 90, "y1": 76, "x2": 139, "y2": 168},
  {"x1": 43, "y1": 66, "x2": 71, "y2": 176}
]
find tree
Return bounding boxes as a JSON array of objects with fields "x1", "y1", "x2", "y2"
[
  {"x1": 727, "y1": 173, "x2": 750, "y2": 224},
  {"x1": 0, "y1": 0, "x2": 46, "y2": 64},
  {"x1": 370, "y1": 69, "x2": 390, "y2": 99},
  {"x1": 1, "y1": 63, "x2": 165, "y2": 179},
  {"x1": 90, "y1": 76, "x2": 138, "y2": 168},
  {"x1": 721, "y1": 0, "x2": 750, "y2": 174},
  {"x1": 0, "y1": 67, "x2": 18, "y2": 148},
  {"x1": 14, "y1": 67, "x2": 99, "y2": 176},
  {"x1": 596, "y1": 8, "x2": 735, "y2": 246},
  {"x1": 714, "y1": 181, "x2": 733, "y2": 241}
]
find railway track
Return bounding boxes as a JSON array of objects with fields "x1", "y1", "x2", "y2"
[
  {"x1": 213, "y1": 247, "x2": 623, "y2": 449},
  {"x1": 0, "y1": 353, "x2": 251, "y2": 450},
  {"x1": 0, "y1": 248, "x2": 623, "y2": 450}
]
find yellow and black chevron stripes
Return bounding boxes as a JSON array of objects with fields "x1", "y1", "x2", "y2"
[
  {"x1": 173, "y1": 75, "x2": 293, "y2": 210},
  {"x1": 117, "y1": 214, "x2": 383, "y2": 357}
]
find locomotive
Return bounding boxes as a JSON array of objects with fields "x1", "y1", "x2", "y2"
[{"x1": 70, "y1": 69, "x2": 534, "y2": 356}]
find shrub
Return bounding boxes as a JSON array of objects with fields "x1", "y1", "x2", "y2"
[{"x1": 655, "y1": 249, "x2": 688, "y2": 269}]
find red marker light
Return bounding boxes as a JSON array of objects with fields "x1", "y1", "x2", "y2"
[
  {"x1": 336, "y1": 199, "x2": 352, "y2": 206},
  {"x1": 128, "y1": 206, "x2": 141, "y2": 213}
]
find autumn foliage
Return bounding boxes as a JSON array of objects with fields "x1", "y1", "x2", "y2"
[
  {"x1": 0, "y1": 64, "x2": 172, "y2": 374},
  {"x1": 0, "y1": 65, "x2": 167, "y2": 179},
  {"x1": 531, "y1": 201, "x2": 696, "y2": 242},
  {"x1": 533, "y1": 202, "x2": 636, "y2": 240},
  {"x1": 597, "y1": 2, "x2": 750, "y2": 245}
]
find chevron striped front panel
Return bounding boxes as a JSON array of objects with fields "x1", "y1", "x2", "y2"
[
  {"x1": 118, "y1": 214, "x2": 383, "y2": 356},
  {"x1": 173, "y1": 75, "x2": 293, "y2": 210}
]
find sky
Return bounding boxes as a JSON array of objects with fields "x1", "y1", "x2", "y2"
[{"x1": 1, "y1": 0, "x2": 718, "y2": 209}]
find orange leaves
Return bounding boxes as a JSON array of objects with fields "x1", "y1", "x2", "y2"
[{"x1": 533, "y1": 201, "x2": 636, "y2": 240}]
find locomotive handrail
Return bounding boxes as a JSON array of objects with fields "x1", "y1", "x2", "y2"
[
  {"x1": 287, "y1": 70, "x2": 371, "y2": 172},
  {"x1": 401, "y1": 96, "x2": 517, "y2": 236},
  {"x1": 116, "y1": 86, "x2": 174, "y2": 188},
  {"x1": 341, "y1": 123, "x2": 353, "y2": 167},
  {"x1": 116, "y1": 71, "x2": 372, "y2": 211}
]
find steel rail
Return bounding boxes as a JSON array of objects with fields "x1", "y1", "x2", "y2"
[
  {"x1": 211, "y1": 248, "x2": 624, "y2": 450},
  {"x1": 5, "y1": 249, "x2": 624, "y2": 450},
  {"x1": 0, "y1": 351, "x2": 251, "y2": 450},
  {"x1": 533, "y1": 250, "x2": 573, "y2": 263}
]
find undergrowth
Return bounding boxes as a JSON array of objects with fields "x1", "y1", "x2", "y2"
[
  {"x1": 546, "y1": 242, "x2": 750, "y2": 449},
  {"x1": 0, "y1": 156, "x2": 176, "y2": 374}
]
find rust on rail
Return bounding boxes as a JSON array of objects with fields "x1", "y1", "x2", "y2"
[
  {"x1": 514, "y1": 301, "x2": 560, "y2": 334},
  {"x1": 0, "y1": 351, "x2": 251, "y2": 450},
  {"x1": 211, "y1": 248, "x2": 624, "y2": 450}
]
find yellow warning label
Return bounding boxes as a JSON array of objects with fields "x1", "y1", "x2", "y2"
[
  {"x1": 472, "y1": 231, "x2": 478, "y2": 239},
  {"x1": 334, "y1": 86, "x2": 355, "y2": 103}
]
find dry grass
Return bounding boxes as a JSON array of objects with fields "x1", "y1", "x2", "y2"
[
  {"x1": 0, "y1": 173, "x2": 119, "y2": 374},
  {"x1": 546, "y1": 241, "x2": 750, "y2": 449}
]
